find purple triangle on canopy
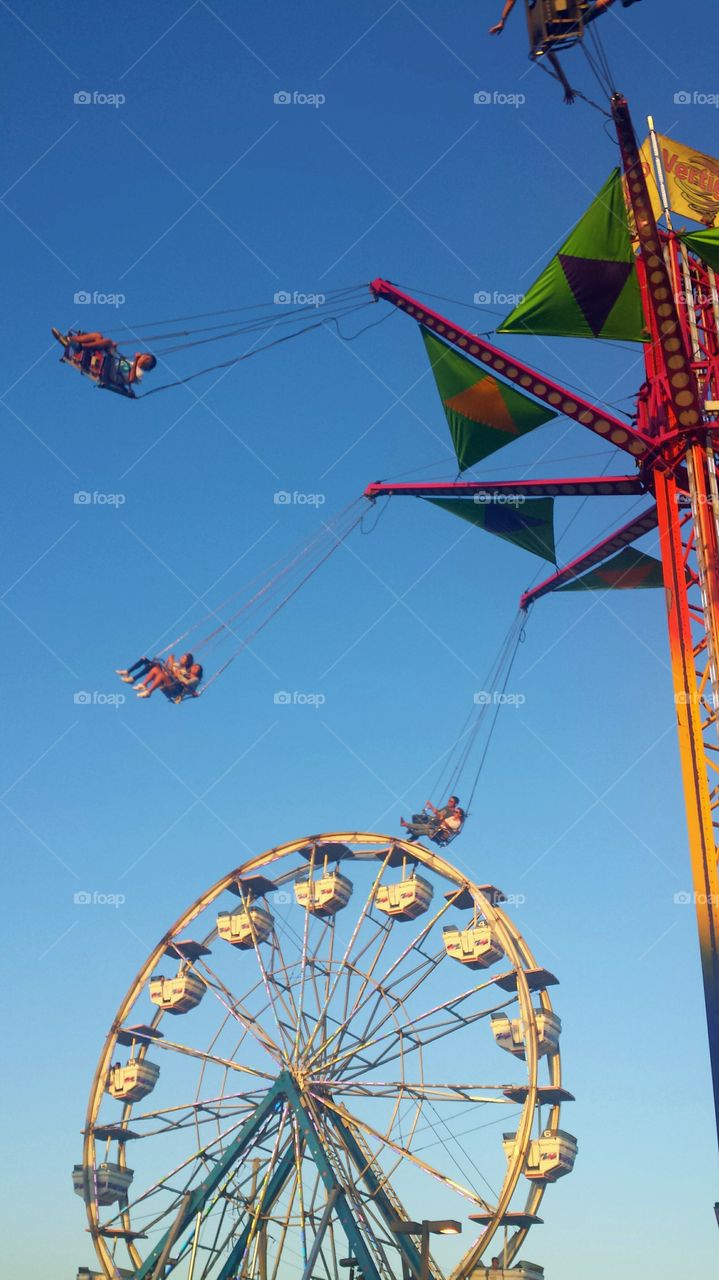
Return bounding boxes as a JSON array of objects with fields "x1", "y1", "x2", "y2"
[{"x1": 558, "y1": 254, "x2": 634, "y2": 337}]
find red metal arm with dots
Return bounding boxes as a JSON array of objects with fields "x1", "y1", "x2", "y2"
[
  {"x1": 369, "y1": 277, "x2": 654, "y2": 459},
  {"x1": 520, "y1": 505, "x2": 659, "y2": 606},
  {"x1": 364, "y1": 476, "x2": 645, "y2": 501}
]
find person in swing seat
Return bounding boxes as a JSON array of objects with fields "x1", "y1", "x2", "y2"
[
  {"x1": 51, "y1": 327, "x2": 156, "y2": 392},
  {"x1": 400, "y1": 795, "x2": 465, "y2": 843},
  {"x1": 169, "y1": 662, "x2": 204, "y2": 702},
  {"x1": 132, "y1": 654, "x2": 202, "y2": 700},
  {"x1": 489, "y1": 0, "x2": 640, "y2": 38},
  {"x1": 117, "y1": 653, "x2": 193, "y2": 694},
  {"x1": 488, "y1": 0, "x2": 641, "y2": 103}
]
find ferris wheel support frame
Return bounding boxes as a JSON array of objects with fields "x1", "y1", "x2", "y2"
[{"x1": 363, "y1": 98, "x2": 719, "y2": 1195}]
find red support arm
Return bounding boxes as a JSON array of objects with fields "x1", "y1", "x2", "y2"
[
  {"x1": 369, "y1": 278, "x2": 653, "y2": 459},
  {"x1": 520, "y1": 505, "x2": 659, "y2": 608},
  {"x1": 364, "y1": 476, "x2": 645, "y2": 501}
]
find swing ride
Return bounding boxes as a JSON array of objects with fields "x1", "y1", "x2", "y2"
[
  {"x1": 360, "y1": 89, "x2": 719, "y2": 1185},
  {"x1": 69, "y1": 3, "x2": 719, "y2": 1278},
  {"x1": 74, "y1": 835, "x2": 573, "y2": 1280}
]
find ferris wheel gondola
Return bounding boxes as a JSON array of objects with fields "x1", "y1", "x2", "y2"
[{"x1": 74, "y1": 834, "x2": 576, "y2": 1280}]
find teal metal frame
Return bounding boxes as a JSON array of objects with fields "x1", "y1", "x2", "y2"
[{"x1": 132, "y1": 1072, "x2": 386, "y2": 1280}]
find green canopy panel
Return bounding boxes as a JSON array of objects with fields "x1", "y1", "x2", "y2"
[
  {"x1": 498, "y1": 169, "x2": 648, "y2": 342},
  {"x1": 425, "y1": 495, "x2": 556, "y2": 562},
  {"x1": 681, "y1": 228, "x2": 719, "y2": 274},
  {"x1": 422, "y1": 328, "x2": 556, "y2": 471},
  {"x1": 557, "y1": 546, "x2": 664, "y2": 591}
]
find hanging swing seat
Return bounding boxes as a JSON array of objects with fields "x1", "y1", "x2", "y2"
[
  {"x1": 431, "y1": 823, "x2": 464, "y2": 848},
  {"x1": 148, "y1": 660, "x2": 201, "y2": 703},
  {"x1": 525, "y1": 0, "x2": 586, "y2": 57},
  {"x1": 58, "y1": 347, "x2": 137, "y2": 398}
]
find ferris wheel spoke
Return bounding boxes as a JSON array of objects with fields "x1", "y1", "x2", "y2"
[
  {"x1": 290, "y1": 889, "x2": 313, "y2": 1066},
  {"x1": 320, "y1": 982, "x2": 515, "y2": 1082},
  {"x1": 306, "y1": 892, "x2": 457, "y2": 1075},
  {"x1": 143, "y1": 1032, "x2": 277, "y2": 1084},
  {"x1": 191, "y1": 958, "x2": 287, "y2": 1065},
  {"x1": 314, "y1": 1080, "x2": 515, "y2": 1105},
  {"x1": 300, "y1": 859, "x2": 394, "y2": 1065},
  {"x1": 117, "y1": 1093, "x2": 261, "y2": 1138},
  {"x1": 321, "y1": 1096, "x2": 492, "y2": 1211},
  {"x1": 264, "y1": 929, "x2": 307, "y2": 1029},
  {"x1": 243, "y1": 921, "x2": 302, "y2": 1061}
]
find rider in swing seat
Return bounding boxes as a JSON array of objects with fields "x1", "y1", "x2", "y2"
[
  {"x1": 489, "y1": 1, "x2": 642, "y2": 103},
  {"x1": 401, "y1": 795, "x2": 465, "y2": 844},
  {"x1": 116, "y1": 653, "x2": 201, "y2": 700},
  {"x1": 51, "y1": 327, "x2": 156, "y2": 395}
]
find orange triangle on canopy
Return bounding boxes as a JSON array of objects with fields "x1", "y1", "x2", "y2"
[{"x1": 445, "y1": 376, "x2": 519, "y2": 436}]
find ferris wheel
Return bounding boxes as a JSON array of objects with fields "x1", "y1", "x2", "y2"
[{"x1": 74, "y1": 834, "x2": 576, "y2": 1280}]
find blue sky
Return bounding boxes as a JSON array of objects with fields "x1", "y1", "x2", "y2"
[{"x1": 2, "y1": 1, "x2": 718, "y2": 1276}]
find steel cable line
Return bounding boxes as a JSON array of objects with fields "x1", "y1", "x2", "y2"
[
  {"x1": 197, "y1": 503, "x2": 366, "y2": 695},
  {"x1": 137, "y1": 302, "x2": 376, "y2": 396},
  {"x1": 428, "y1": 610, "x2": 528, "y2": 812},
  {"x1": 104, "y1": 283, "x2": 370, "y2": 338}
]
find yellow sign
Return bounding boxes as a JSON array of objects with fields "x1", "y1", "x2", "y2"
[{"x1": 640, "y1": 133, "x2": 719, "y2": 228}]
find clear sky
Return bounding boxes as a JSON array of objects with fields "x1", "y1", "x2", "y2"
[{"x1": 1, "y1": 2, "x2": 718, "y2": 1277}]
